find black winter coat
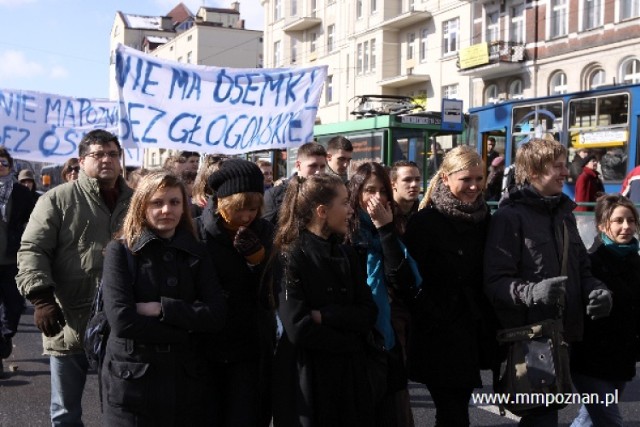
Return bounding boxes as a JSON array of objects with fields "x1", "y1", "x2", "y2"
[
  {"x1": 5, "y1": 182, "x2": 35, "y2": 258},
  {"x1": 571, "y1": 239, "x2": 640, "y2": 381},
  {"x1": 197, "y1": 207, "x2": 274, "y2": 363},
  {"x1": 262, "y1": 178, "x2": 290, "y2": 225},
  {"x1": 484, "y1": 187, "x2": 605, "y2": 342},
  {"x1": 273, "y1": 231, "x2": 378, "y2": 427},
  {"x1": 403, "y1": 206, "x2": 498, "y2": 388},
  {"x1": 101, "y1": 228, "x2": 226, "y2": 426}
]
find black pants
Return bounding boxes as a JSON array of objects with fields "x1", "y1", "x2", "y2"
[
  {"x1": 208, "y1": 360, "x2": 261, "y2": 427},
  {"x1": 426, "y1": 386, "x2": 473, "y2": 427},
  {"x1": 0, "y1": 264, "x2": 23, "y2": 341}
]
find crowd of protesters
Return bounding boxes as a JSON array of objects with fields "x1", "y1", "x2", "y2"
[{"x1": 1, "y1": 129, "x2": 639, "y2": 427}]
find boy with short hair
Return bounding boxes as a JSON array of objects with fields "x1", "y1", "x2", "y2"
[{"x1": 483, "y1": 137, "x2": 612, "y2": 426}]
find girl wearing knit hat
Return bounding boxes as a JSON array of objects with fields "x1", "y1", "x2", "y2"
[{"x1": 196, "y1": 158, "x2": 275, "y2": 426}]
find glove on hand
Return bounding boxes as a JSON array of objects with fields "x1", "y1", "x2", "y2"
[
  {"x1": 586, "y1": 289, "x2": 613, "y2": 320},
  {"x1": 519, "y1": 276, "x2": 567, "y2": 307},
  {"x1": 29, "y1": 289, "x2": 66, "y2": 337},
  {"x1": 233, "y1": 226, "x2": 263, "y2": 258}
]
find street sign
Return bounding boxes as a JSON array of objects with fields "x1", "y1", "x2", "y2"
[{"x1": 441, "y1": 99, "x2": 464, "y2": 132}]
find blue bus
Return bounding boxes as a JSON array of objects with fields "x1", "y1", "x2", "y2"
[{"x1": 467, "y1": 83, "x2": 640, "y2": 197}]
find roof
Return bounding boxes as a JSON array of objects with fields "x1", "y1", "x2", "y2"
[
  {"x1": 146, "y1": 36, "x2": 171, "y2": 44},
  {"x1": 201, "y1": 6, "x2": 240, "y2": 15},
  {"x1": 168, "y1": 2, "x2": 193, "y2": 25},
  {"x1": 122, "y1": 13, "x2": 164, "y2": 30}
]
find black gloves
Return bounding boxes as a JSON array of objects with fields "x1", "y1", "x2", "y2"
[
  {"x1": 518, "y1": 276, "x2": 567, "y2": 307},
  {"x1": 29, "y1": 289, "x2": 66, "y2": 337},
  {"x1": 586, "y1": 289, "x2": 613, "y2": 320},
  {"x1": 233, "y1": 226, "x2": 263, "y2": 258}
]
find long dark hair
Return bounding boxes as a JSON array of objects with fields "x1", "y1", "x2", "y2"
[
  {"x1": 273, "y1": 174, "x2": 345, "y2": 254},
  {"x1": 346, "y1": 162, "x2": 401, "y2": 242}
]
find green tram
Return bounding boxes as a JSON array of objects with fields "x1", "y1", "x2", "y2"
[{"x1": 310, "y1": 111, "x2": 466, "y2": 190}]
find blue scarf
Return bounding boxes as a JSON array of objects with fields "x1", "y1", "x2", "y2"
[
  {"x1": 601, "y1": 233, "x2": 640, "y2": 257},
  {"x1": 356, "y1": 209, "x2": 422, "y2": 350}
]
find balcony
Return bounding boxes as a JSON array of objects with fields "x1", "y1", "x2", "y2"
[
  {"x1": 283, "y1": 16, "x2": 322, "y2": 32},
  {"x1": 457, "y1": 41, "x2": 526, "y2": 78},
  {"x1": 378, "y1": 69, "x2": 430, "y2": 89},
  {"x1": 379, "y1": 10, "x2": 431, "y2": 30}
]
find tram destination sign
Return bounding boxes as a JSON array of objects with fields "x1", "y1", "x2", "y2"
[{"x1": 399, "y1": 114, "x2": 442, "y2": 126}]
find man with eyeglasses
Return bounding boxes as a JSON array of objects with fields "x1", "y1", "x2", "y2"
[{"x1": 17, "y1": 129, "x2": 133, "y2": 426}]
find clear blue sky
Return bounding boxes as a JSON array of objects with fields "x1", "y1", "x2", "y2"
[{"x1": 0, "y1": 0, "x2": 264, "y2": 100}]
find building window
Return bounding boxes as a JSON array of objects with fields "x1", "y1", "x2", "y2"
[
  {"x1": 371, "y1": 39, "x2": 377, "y2": 71},
  {"x1": 357, "y1": 43, "x2": 364, "y2": 74},
  {"x1": 291, "y1": 38, "x2": 298, "y2": 63},
  {"x1": 170, "y1": 46, "x2": 174, "y2": 51},
  {"x1": 407, "y1": 33, "x2": 416, "y2": 60},
  {"x1": 177, "y1": 56, "x2": 183, "y2": 62},
  {"x1": 551, "y1": 0, "x2": 568, "y2": 37},
  {"x1": 274, "y1": 41, "x2": 281, "y2": 66},
  {"x1": 486, "y1": 11, "x2": 500, "y2": 43},
  {"x1": 309, "y1": 31, "x2": 317, "y2": 53},
  {"x1": 589, "y1": 69, "x2": 606, "y2": 88},
  {"x1": 509, "y1": 79, "x2": 524, "y2": 99},
  {"x1": 327, "y1": 25, "x2": 335, "y2": 52},
  {"x1": 510, "y1": 4, "x2": 525, "y2": 44},
  {"x1": 620, "y1": 58, "x2": 640, "y2": 83},
  {"x1": 485, "y1": 84, "x2": 499, "y2": 104},
  {"x1": 621, "y1": 0, "x2": 640, "y2": 20},
  {"x1": 187, "y1": 35, "x2": 192, "y2": 42},
  {"x1": 326, "y1": 75, "x2": 333, "y2": 103},
  {"x1": 274, "y1": 0, "x2": 282, "y2": 20},
  {"x1": 442, "y1": 84, "x2": 459, "y2": 99},
  {"x1": 371, "y1": 0, "x2": 377, "y2": 13},
  {"x1": 357, "y1": 0, "x2": 363, "y2": 18},
  {"x1": 291, "y1": 0, "x2": 297, "y2": 16},
  {"x1": 346, "y1": 54, "x2": 350, "y2": 82},
  {"x1": 419, "y1": 28, "x2": 428, "y2": 62},
  {"x1": 443, "y1": 18, "x2": 460, "y2": 55},
  {"x1": 363, "y1": 41, "x2": 369, "y2": 70},
  {"x1": 583, "y1": 0, "x2": 603, "y2": 29},
  {"x1": 549, "y1": 71, "x2": 568, "y2": 95},
  {"x1": 187, "y1": 51, "x2": 192, "y2": 64}
]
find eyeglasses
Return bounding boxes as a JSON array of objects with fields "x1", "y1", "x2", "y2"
[
  {"x1": 68, "y1": 166, "x2": 80, "y2": 173},
  {"x1": 84, "y1": 151, "x2": 120, "y2": 160},
  {"x1": 0, "y1": 160, "x2": 9, "y2": 167}
]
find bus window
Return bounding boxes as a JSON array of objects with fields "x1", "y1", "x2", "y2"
[
  {"x1": 568, "y1": 93, "x2": 630, "y2": 181},
  {"x1": 511, "y1": 101, "x2": 563, "y2": 164}
]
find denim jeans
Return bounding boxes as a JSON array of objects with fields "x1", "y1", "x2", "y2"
[
  {"x1": 570, "y1": 372, "x2": 625, "y2": 427},
  {"x1": 50, "y1": 354, "x2": 89, "y2": 427},
  {"x1": 0, "y1": 264, "x2": 23, "y2": 339}
]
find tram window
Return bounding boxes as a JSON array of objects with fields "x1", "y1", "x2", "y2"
[{"x1": 568, "y1": 94, "x2": 630, "y2": 182}]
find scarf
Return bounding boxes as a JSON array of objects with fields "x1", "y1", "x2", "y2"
[
  {"x1": 356, "y1": 209, "x2": 422, "y2": 350},
  {"x1": 430, "y1": 180, "x2": 488, "y2": 223},
  {"x1": 0, "y1": 174, "x2": 15, "y2": 222},
  {"x1": 601, "y1": 233, "x2": 640, "y2": 257}
]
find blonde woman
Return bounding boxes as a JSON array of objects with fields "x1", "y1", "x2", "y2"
[
  {"x1": 100, "y1": 170, "x2": 225, "y2": 425},
  {"x1": 404, "y1": 146, "x2": 500, "y2": 427}
]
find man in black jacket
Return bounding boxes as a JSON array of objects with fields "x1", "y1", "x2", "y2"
[{"x1": 262, "y1": 142, "x2": 327, "y2": 225}]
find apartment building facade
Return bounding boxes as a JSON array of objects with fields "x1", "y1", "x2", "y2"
[
  {"x1": 109, "y1": 2, "x2": 263, "y2": 168},
  {"x1": 460, "y1": 0, "x2": 640, "y2": 106},
  {"x1": 261, "y1": 0, "x2": 473, "y2": 124}
]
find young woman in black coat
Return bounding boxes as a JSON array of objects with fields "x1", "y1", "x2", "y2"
[
  {"x1": 271, "y1": 174, "x2": 378, "y2": 427},
  {"x1": 101, "y1": 171, "x2": 226, "y2": 426},
  {"x1": 403, "y1": 146, "x2": 500, "y2": 427},
  {"x1": 570, "y1": 194, "x2": 640, "y2": 427},
  {"x1": 196, "y1": 158, "x2": 275, "y2": 427}
]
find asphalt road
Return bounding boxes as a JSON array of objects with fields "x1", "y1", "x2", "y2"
[{"x1": 2, "y1": 306, "x2": 640, "y2": 426}]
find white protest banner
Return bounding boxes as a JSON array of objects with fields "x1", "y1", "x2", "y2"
[
  {"x1": 0, "y1": 88, "x2": 141, "y2": 166},
  {"x1": 116, "y1": 43, "x2": 327, "y2": 155}
]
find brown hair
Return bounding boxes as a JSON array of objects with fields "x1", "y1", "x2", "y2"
[
  {"x1": 594, "y1": 193, "x2": 639, "y2": 236},
  {"x1": 118, "y1": 170, "x2": 195, "y2": 248},
  {"x1": 389, "y1": 160, "x2": 419, "y2": 183},
  {"x1": 0, "y1": 147, "x2": 13, "y2": 169},
  {"x1": 191, "y1": 155, "x2": 228, "y2": 204},
  {"x1": 515, "y1": 136, "x2": 566, "y2": 186},
  {"x1": 61, "y1": 158, "x2": 80, "y2": 182},
  {"x1": 217, "y1": 192, "x2": 264, "y2": 218},
  {"x1": 297, "y1": 142, "x2": 327, "y2": 159},
  {"x1": 273, "y1": 174, "x2": 344, "y2": 254}
]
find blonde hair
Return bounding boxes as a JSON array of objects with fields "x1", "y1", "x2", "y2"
[
  {"x1": 515, "y1": 136, "x2": 567, "y2": 186},
  {"x1": 191, "y1": 155, "x2": 228, "y2": 205},
  {"x1": 419, "y1": 145, "x2": 483, "y2": 209},
  {"x1": 118, "y1": 170, "x2": 195, "y2": 248},
  {"x1": 217, "y1": 192, "x2": 264, "y2": 218}
]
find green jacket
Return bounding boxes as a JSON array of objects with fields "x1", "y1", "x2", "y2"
[{"x1": 16, "y1": 172, "x2": 132, "y2": 356}]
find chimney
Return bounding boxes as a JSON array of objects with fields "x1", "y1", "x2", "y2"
[
  {"x1": 161, "y1": 16, "x2": 172, "y2": 30},
  {"x1": 231, "y1": 2, "x2": 240, "y2": 12}
]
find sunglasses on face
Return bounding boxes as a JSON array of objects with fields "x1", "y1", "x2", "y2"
[
  {"x1": 67, "y1": 166, "x2": 80, "y2": 173},
  {"x1": 0, "y1": 160, "x2": 9, "y2": 167}
]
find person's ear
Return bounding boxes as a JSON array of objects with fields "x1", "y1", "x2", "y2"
[
  {"x1": 441, "y1": 173, "x2": 449, "y2": 187},
  {"x1": 315, "y1": 204, "x2": 328, "y2": 220},
  {"x1": 295, "y1": 159, "x2": 301, "y2": 171}
]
